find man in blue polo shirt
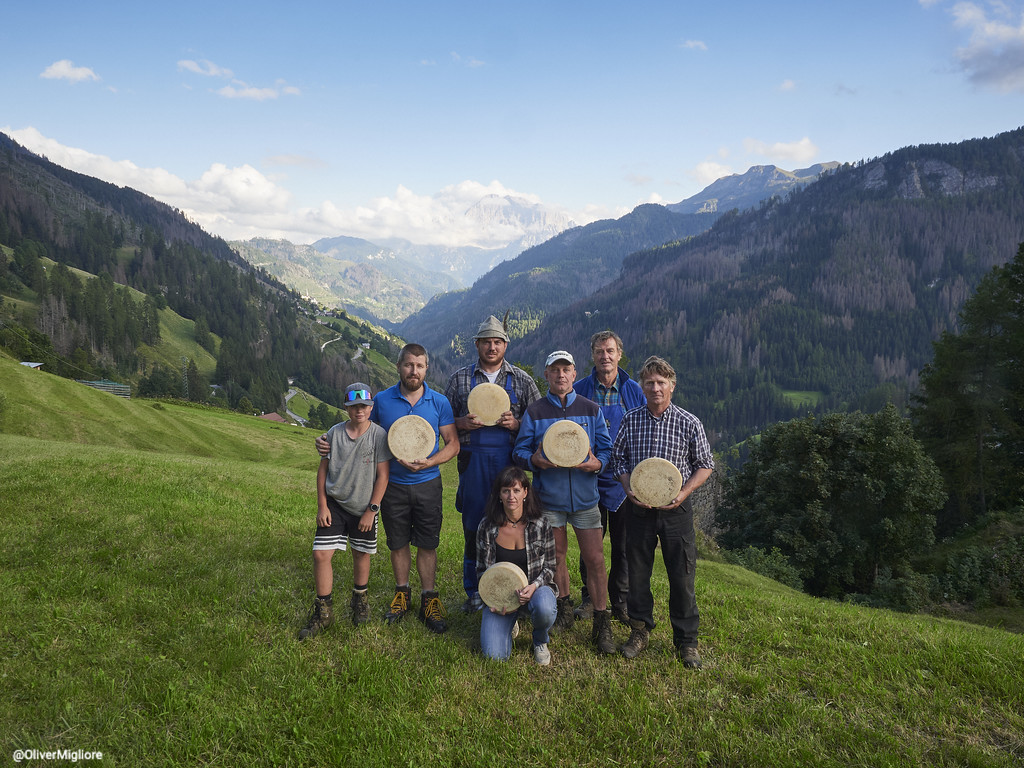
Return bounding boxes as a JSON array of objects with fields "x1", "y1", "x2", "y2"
[{"x1": 317, "y1": 343, "x2": 459, "y2": 633}]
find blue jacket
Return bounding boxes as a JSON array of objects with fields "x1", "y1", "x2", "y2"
[
  {"x1": 573, "y1": 367, "x2": 647, "y2": 511},
  {"x1": 513, "y1": 390, "x2": 613, "y2": 514}
]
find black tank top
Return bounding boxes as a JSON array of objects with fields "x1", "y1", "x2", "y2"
[{"x1": 496, "y1": 542, "x2": 528, "y2": 573}]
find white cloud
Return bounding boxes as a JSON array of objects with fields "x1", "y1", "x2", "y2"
[
  {"x1": 450, "y1": 51, "x2": 485, "y2": 67},
  {"x1": 950, "y1": 0, "x2": 1024, "y2": 91},
  {"x1": 779, "y1": 79, "x2": 796, "y2": 91},
  {"x1": 40, "y1": 60, "x2": 99, "y2": 83},
  {"x1": 178, "y1": 59, "x2": 300, "y2": 99},
  {"x1": 692, "y1": 160, "x2": 734, "y2": 186},
  {"x1": 743, "y1": 136, "x2": 819, "y2": 164},
  {"x1": 626, "y1": 172, "x2": 654, "y2": 186},
  {"x1": 681, "y1": 39, "x2": 708, "y2": 51},
  {"x1": 0, "y1": 127, "x2": 571, "y2": 247},
  {"x1": 216, "y1": 83, "x2": 280, "y2": 101},
  {"x1": 177, "y1": 59, "x2": 234, "y2": 78}
]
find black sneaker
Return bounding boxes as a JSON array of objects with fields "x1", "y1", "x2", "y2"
[
  {"x1": 383, "y1": 587, "x2": 411, "y2": 624},
  {"x1": 298, "y1": 597, "x2": 333, "y2": 640},
  {"x1": 351, "y1": 590, "x2": 370, "y2": 626},
  {"x1": 551, "y1": 596, "x2": 575, "y2": 635},
  {"x1": 418, "y1": 591, "x2": 448, "y2": 633},
  {"x1": 461, "y1": 593, "x2": 483, "y2": 613}
]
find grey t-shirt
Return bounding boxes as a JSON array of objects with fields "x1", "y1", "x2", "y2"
[{"x1": 323, "y1": 421, "x2": 392, "y2": 516}]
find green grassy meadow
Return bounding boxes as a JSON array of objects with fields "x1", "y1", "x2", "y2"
[{"x1": 1, "y1": 356, "x2": 1022, "y2": 767}]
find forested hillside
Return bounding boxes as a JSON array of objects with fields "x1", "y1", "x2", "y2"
[
  {"x1": 398, "y1": 203, "x2": 720, "y2": 374},
  {"x1": 0, "y1": 133, "x2": 397, "y2": 412},
  {"x1": 511, "y1": 127, "x2": 1024, "y2": 448}
]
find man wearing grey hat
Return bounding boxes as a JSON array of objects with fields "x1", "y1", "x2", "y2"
[{"x1": 444, "y1": 314, "x2": 542, "y2": 613}]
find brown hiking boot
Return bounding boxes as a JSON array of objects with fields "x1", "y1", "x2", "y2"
[
  {"x1": 620, "y1": 619, "x2": 649, "y2": 659},
  {"x1": 679, "y1": 645, "x2": 703, "y2": 669},
  {"x1": 610, "y1": 602, "x2": 629, "y2": 626},
  {"x1": 551, "y1": 596, "x2": 575, "y2": 635},
  {"x1": 298, "y1": 597, "x2": 333, "y2": 640},
  {"x1": 592, "y1": 609, "x2": 616, "y2": 655},
  {"x1": 383, "y1": 586, "x2": 411, "y2": 624},
  {"x1": 574, "y1": 595, "x2": 594, "y2": 622},
  {"x1": 351, "y1": 590, "x2": 370, "y2": 626}
]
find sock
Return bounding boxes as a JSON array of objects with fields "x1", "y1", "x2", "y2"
[
  {"x1": 317, "y1": 593, "x2": 333, "y2": 604},
  {"x1": 353, "y1": 584, "x2": 367, "y2": 593}
]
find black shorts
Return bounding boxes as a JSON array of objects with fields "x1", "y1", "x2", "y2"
[
  {"x1": 380, "y1": 476, "x2": 443, "y2": 551},
  {"x1": 313, "y1": 497, "x2": 378, "y2": 554}
]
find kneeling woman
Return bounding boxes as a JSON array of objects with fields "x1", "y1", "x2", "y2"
[{"x1": 476, "y1": 466, "x2": 558, "y2": 665}]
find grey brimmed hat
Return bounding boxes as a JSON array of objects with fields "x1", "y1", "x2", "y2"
[
  {"x1": 344, "y1": 382, "x2": 373, "y2": 407},
  {"x1": 472, "y1": 315, "x2": 510, "y2": 342}
]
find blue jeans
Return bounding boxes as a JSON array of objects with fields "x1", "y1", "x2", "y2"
[{"x1": 480, "y1": 585, "x2": 557, "y2": 660}]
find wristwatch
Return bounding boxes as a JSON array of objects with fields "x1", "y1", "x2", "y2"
[{"x1": 368, "y1": 503, "x2": 380, "y2": 513}]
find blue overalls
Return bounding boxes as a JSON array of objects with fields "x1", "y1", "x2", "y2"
[{"x1": 456, "y1": 367, "x2": 518, "y2": 600}]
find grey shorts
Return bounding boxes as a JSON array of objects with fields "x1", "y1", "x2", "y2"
[
  {"x1": 380, "y1": 476, "x2": 443, "y2": 551},
  {"x1": 542, "y1": 504, "x2": 602, "y2": 530}
]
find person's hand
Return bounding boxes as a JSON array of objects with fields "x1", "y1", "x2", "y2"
[
  {"x1": 455, "y1": 413, "x2": 483, "y2": 432},
  {"x1": 398, "y1": 458, "x2": 430, "y2": 473},
  {"x1": 315, "y1": 434, "x2": 329, "y2": 457},
  {"x1": 517, "y1": 583, "x2": 538, "y2": 604},
  {"x1": 576, "y1": 450, "x2": 602, "y2": 473},
  {"x1": 495, "y1": 410, "x2": 519, "y2": 431},
  {"x1": 316, "y1": 506, "x2": 331, "y2": 527},
  {"x1": 531, "y1": 447, "x2": 556, "y2": 470},
  {"x1": 358, "y1": 508, "x2": 376, "y2": 532}
]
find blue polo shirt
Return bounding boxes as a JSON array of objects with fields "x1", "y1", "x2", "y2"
[{"x1": 372, "y1": 382, "x2": 455, "y2": 486}]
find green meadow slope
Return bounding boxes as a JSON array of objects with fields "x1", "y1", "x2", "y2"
[{"x1": 1, "y1": 356, "x2": 1021, "y2": 767}]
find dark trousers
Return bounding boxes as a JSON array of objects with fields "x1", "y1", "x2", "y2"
[
  {"x1": 579, "y1": 502, "x2": 629, "y2": 608},
  {"x1": 624, "y1": 498, "x2": 699, "y2": 648}
]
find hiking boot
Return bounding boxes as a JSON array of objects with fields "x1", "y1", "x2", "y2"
[
  {"x1": 611, "y1": 602, "x2": 629, "y2": 626},
  {"x1": 383, "y1": 586, "x2": 411, "y2": 624},
  {"x1": 534, "y1": 642, "x2": 551, "y2": 666},
  {"x1": 298, "y1": 597, "x2": 333, "y2": 640},
  {"x1": 418, "y1": 591, "x2": 448, "y2": 634},
  {"x1": 551, "y1": 596, "x2": 575, "y2": 635},
  {"x1": 620, "y1": 620, "x2": 649, "y2": 659},
  {"x1": 351, "y1": 590, "x2": 370, "y2": 626},
  {"x1": 679, "y1": 645, "x2": 703, "y2": 670},
  {"x1": 574, "y1": 595, "x2": 594, "y2": 622},
  {"x1": 592, "y1": 609, "x2": 616, "y2": 655}
]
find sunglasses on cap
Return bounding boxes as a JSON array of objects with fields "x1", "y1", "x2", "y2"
[{"x1": 345, "y1": 389, "x2": 372, "y2": 403}]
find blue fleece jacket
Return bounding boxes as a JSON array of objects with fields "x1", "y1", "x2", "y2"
[
  {"x1": 512, "y1": 390, "x2": 612, "y2": 514},
  {"x1": 573, "y1": 367, "x2": 647, "y2": 511}
]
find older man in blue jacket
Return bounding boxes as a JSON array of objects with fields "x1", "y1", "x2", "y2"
[
  {"x1": 572, "y1": 330, "x2": 646, "y2": 624},
  {"x1": 513, "y1": 350, "x2": 616, "y2": 654}
]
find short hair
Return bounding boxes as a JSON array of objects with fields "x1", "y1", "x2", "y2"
[
  {"x1": 483, "y1": 466, "x2": 542, "y2": 527},
  {"x1": 398, "y1": 343, "x2": 429, "y2": 365},
  {"x1": 638, "y1": 355, "x2": 676, "y2": 385},
  {"x1": 590, "y1": 330, "x2": 623, "y2": 353}
]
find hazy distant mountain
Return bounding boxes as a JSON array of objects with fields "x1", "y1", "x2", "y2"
[
  {"x1": 667, "y1": 163, "x2": 840, "y2": 215},
  {"x1": 231, "y1": 237, "x2": 459, "y2": 327}
]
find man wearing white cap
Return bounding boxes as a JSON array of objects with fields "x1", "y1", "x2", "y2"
[
  {"x1": 512, "y1": 350, "x2": 617, "y2": 655},
  {"x1": 445, "y1": 314, "x2": 541, "y2": 613}
]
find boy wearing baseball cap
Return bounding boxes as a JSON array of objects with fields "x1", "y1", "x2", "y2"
[{"x1": 299, "y1": 382, "x2": 392, "y2": 639}]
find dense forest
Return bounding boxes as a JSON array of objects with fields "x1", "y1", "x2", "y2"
[
  {"x1": 0, "y1": 133, "x2": 397, "y2": 412},
  {"x1": 511, "y1": 127, "x2": 1024, "y2": 448}
]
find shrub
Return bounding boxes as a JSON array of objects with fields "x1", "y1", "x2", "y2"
[{"x1": 723, "y1": 546, "x2": 804, "y2": 590}]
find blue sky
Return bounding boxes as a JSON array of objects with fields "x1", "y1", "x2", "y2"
[{"x1": 2, "y1": 1, "x2": 1024, "y2": 247}]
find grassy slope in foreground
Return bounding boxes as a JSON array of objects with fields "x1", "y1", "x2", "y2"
[{"x1": 0, "y1": 357, "x2": 1021, "y2": 767}]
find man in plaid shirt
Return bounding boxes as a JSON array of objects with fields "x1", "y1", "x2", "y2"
[
  {"x1": 611, "y1": 355, "x2": 714, "y2": 669},
  {"x1": 445, "y1": 315, "x2": 542, "y2": 613}
]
